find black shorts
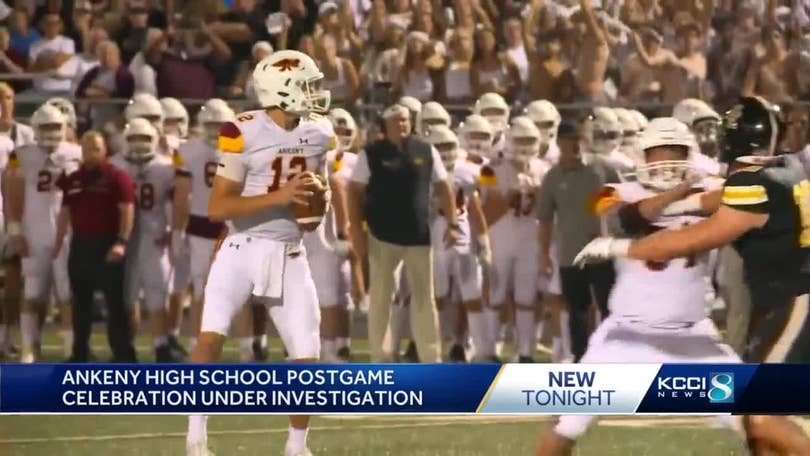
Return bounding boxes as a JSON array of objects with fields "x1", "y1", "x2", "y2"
[{"x1": 745, "y1": 290, "x2": 810, "y2": 363}]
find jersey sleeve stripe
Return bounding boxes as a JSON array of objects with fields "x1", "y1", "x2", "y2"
[
  {"x1": 722, "y1": 185, "x2": 768, "y2": 205},
  {"x1": 8, "y1": 151, "x2": 18, "y2": 168},
  {"x1": 218, "y1": 122, "x2": 244, "y2": 154},
  {"x1": 478, "y1": 166, "x2": 496, "y2": 185}
]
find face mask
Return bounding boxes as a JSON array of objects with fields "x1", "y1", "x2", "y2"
[
  {"x1": 485, "y1": 115, "x2": 507, "y2": 133},
  {"x1": 126, "y1": 139, "x2": 155, "y2": 164}
]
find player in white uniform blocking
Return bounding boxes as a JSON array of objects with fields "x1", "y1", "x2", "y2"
[
  {"x1": 172, "y1": 99, "x2": 235, "y2": 353},
  {"x1": 303, "y1": 108, "x2": 361, "y2": 362},
  {"x1": 186, "y1": 50, "x2": 333, "y2": 456},
  {"x1": 112, "y1": 118, "x2": 183, "y2": 362},
  {"x1": 6, "y1": 104, "x2": 81, "y2": 362},
  {"x1": 536, "y1": 118, "x2": 741, "y2": 455},
  {"x1": 480, "y1": 116, "x2": 547, "y2": 362},
  {"x1": 426, "y1": 125, "x2": 491, "y2": 361}
]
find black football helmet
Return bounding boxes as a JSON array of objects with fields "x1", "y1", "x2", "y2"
[{"x1": 719, "y1": 96, "x2": 784, "y2": 164}]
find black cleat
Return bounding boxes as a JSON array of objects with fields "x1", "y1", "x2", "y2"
[
  {"x1": 155, "y1": 344, "x2": 183, "y2": 363},
  {"x1": 336, "y1": 346, "x2": 352, "y2": 362},
  {"x1": 402, "y1": 340, "x2": 419, "y2": 363},
  {"x1": 518, "y1": 356, "x2": 534, "y2": 363},
  {"x1": 252, "y1": 339, "x2": 268, "y2": 362},
  {"x1": 448, "y1": 344, "x2": 466, "y2": 363},
  {"x1": 168, "y1": 335, "x2": 188, "y2": 357}
]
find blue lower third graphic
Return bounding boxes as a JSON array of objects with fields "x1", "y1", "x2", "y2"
[{"x1": 708, "y1": 372, "x2": 734, "y2": 403}]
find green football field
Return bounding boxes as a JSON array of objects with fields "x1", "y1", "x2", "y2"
[{"x1": 0, "y1": 331, "x2": 757, "y2": 455}]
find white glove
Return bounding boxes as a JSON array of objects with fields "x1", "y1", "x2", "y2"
[
  {"x1": 171, "y1": 230, "x2": 189, "y2": 259},
  {"x1": 573, "y1": 237, "x2": 631, "y2": 268},
  {"x1": 477, "y1": 233, "x2": 492, "y2": 267},
  {"x1": 661, "y1": 193, "x2": 703, "y2": 216}
]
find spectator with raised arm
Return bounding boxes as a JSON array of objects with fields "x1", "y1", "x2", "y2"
[
  {"x1": 316, "y1": 33, "x2": 360, "y2": 108},
  {"x1": 571, "y1": 0, "x2": 611, "y2": 101},
  {"x1": 27, "y1": 13, "x2": 75, "y2": 95},
  {"x1": 393, "y1": 31, "x2": 435, "y2": 102},
  {"x1": 524, "y1": 1, "x2": 576, "y2": 103}
]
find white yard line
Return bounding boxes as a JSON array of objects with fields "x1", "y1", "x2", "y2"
[{"x1": 0, "y1": 415, "x2": 743, "y2": 445}]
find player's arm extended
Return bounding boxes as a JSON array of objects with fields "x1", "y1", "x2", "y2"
[
  {"x1": 172, "y1": 175, "x2": 191, "y2": 232},
  {"x1": 5, "y1": 161, "x2": 24, "y2": 237},
  {"x1": 636, "y1": 180, "x2": 698, "y2": 220},
  {"x1": 329, "y1": 172, "x2": 350, "y2": 239},
  {"x1": 437, "y1": 179, "x2": 458, "y2": 228},
  {"x1": 626, "y1": 205, "x2": 767, "y2": 262}
]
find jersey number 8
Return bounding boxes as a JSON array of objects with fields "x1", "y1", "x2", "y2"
[
  {"x1": 37, "y1": 170, "x2": 52, "y2": 192},
  {"x1": 138, "y1": 183, "x2": 155, "y2": 210}
]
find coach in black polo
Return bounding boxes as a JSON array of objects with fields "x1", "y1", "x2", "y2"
[{"x1": 348, "y1": 104, "x2": 459, "y2": 363}]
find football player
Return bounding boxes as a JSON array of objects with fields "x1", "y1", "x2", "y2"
[
  {"x1": 160, "y1": 96, "x2": 192, "y2": 356},
  {"x1": 111, "y1": 118, "x2": 183, "y2": 363},
  {"x1": 0, "y1": 128, "x2": 14, "y2": 357},
  {"x1": 427, "y1": 125, "x2": 491, "y2": 361},
  {"x1": 584, "y1": 107, "x2": 635, "y2": 173},
  {"x1": 473, "y1": 92, "x2": 510, "y2": 158},
  {"x1": 45, "y1": 97, "x2": 78, "y2": 143},
  {"x1": 416, "y1": 101, "x2": 451, "y2": 137},
  {"x1": 6, "y1": 105, "x2": 81, "y2": 362},
  {"x1": 172, "y1": 99, "x2": 235, "y2": 352},
  {"x1": 304, "y1": 107, "x2": 362, "y2": 362},
  {"x1": 458, "y1": 114, "x2": 494, "y2": 165},
  {"x1": 537, "y1": 116, "x2": 743, "y2": 455},
  {"x1": 186, "y1": 50, "x2": 333, "y2": 456},
  {"x1": 672, "y1": 98, "x2": 723, "y2": 176},
  {"x1": 480, "y1": 117, "x2": 547, "y2": 362},
  {"x1": 613, "y1": 107, "x2": 643, "y2": 165},
  {"x1": 572, "y1": 98, "x2": 810, "y2": 455},
  {"x1": 524, "y1": 100, "x2": 561, "y2": 165}
]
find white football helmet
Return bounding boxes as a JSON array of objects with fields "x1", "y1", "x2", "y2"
[
  {"x1": 458, "y1": 114, "x2": 494, "y2": 158},
  {"x1": 125, "y1": 93, "x2": 165, "y2": 133},
  {"x1": 124, "y1": 117, "x2": 159, "y2": 164},
  {"x1": 160, "y1": 97, "x2": 189, "y2": 138},
  {"x1": 197, "y1": 98, "x2": 235, "y2": 147},
  {"x1": 252, "y1": 50, "x2": 330, "y2": 115},
  {"x1": 31, "y1": 104, "x2": 66, "y2": 149},
  {"x1": 473, "y1": 92, "x2": 510, "y2": 134},
  {"x1": 630, "y1": 110, "x2": 648, "y2": 132},
  {"x1": 524, "y1": 99, "x2": 560, "y2": 148},
  {"x1": 45, "y1": 97, "x2": 77, "y2": 130},
  {"x1": 614, "y1": 107, "x2": 641, "y2": 155},
  {"x1": 588, "y1": 107, "x2": 622, "y2": 155},
  {"x1": 427, "y1": 124, "x2": 459, "y2": 170},
  {"x1": 328, "y1": 108, "x2": 357, "y2": 151},
  {"x1": 508, "y1": 116, "x2": 541, "y2": 166},
  {"x1": 417, "y1": 102, "x2": 451, "y2": 137},
  {"x1": 672, "y1": 98, "x2": 720, "y2": 127},
  {"x1": 633, "y1": 117, "x2": 697, "y2": 191},
  {"x1": 397, "y1": 96, "x2": 422, "y2": 119}
]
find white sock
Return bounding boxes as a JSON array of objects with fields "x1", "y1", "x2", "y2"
[
  {"x1": 171, "y1": 328, "x2": 181, "y2": 337},
  {"x1": 467, "y1": 310, "x2": 488, "y2": 359},
  {"x1": 516, "y1": 308, "x2": 536, "y2": 358},
  {"x1": 190, "y1": 337, "x2": 197, "y2": 351},
  {"x1": 536, "y1": 319, "x2": 546, "y2": 342},
  {"x1": 286, "y1": 426, "x2": 308, "y2": 454},
  {"x1": 257, "y1": 334, "x2": 268, "y2": 348},
  {"x1": 321, "y1": 339, "x2": 337, "y2": 359},
  {"x1": 551, "y1": 337, "x2": 563, "y2": 363},
  {"x1": 20, "y1": 312, "x2": 38, "y2": 349},
  {"x1": 337, "y1": 337, "x2": 350, "y2": 348},
  {"x1": 483, "y1": 308, "x2": 500, "y2": 358},
  {"x1": 560, "y1": 309, "x2": 572, "y2": 359},
  {"x1": 154, "y1": 335, "x2": 168, "y2": 348},
  {"x1": 63, "y1": 330, "x2": 74, "y2": 357},
  {"x1": 187, "y1": 415, "x2": 207, "y2": 445}
]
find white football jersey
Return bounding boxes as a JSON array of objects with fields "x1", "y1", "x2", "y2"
[
  {"x1": 481, "y1": 156, "x2": 546, "y2": 223},
  {"x1": 218, "y1": 110, "x2": 335, "y2": 242},
  {"x1": 0, "y1": 135, "x2": 14, "y2": 220},
  {"x1": 112, "y1": 154, "x2": 176, "y2": 237},
  {"x1": 12, "y1": 142, "x2": 81, "y2": 247},
  {"x1": 178, "y1": 138, "x2": 220, "y2": 217},
  {"x1": 605, "y1": 180, "x2": 718, "y2": 324},
  {"x1": 434, "y1": 159, "x2": 481, "y2": 248},
  {"x1": 333, "y1": 150, "x2": 358, "y2": 181}
]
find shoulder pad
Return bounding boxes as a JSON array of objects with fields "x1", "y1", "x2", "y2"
[
  {"x1": 8, "y1": 150, "x2": 19, "y2": 169},
  {"x1": 172, "y1": 149, "x2": 185, "y2": 167},
  {"x1": 479, "y1": 165, "x2": 497, "y2": 186},
  {"x1": 218, "y1": 121, "x2": 244, "y2": 154},
  {"x1": 722, "y1": 168, "x2": 768, "y2": 206}
]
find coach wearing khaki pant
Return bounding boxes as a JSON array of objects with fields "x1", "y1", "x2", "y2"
[{"x1": 348, "y1": 104, "x2": 459, "y2": 362}]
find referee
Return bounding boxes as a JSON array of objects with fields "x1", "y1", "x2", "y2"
[
  {"x1": 54, "y1": 131, "x2": 137, "y2": 362},
  {"x1": 348, "y1": 104, "x2": 459, "y2": 363}
]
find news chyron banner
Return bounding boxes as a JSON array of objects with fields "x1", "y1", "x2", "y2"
[{"x1": 0, "y1": 364, "x2": 805, "y2": 414}]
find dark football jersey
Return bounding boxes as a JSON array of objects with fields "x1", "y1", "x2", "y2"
[{"x1": 721, "y1": 154, "x2": 810, "y2": 300}]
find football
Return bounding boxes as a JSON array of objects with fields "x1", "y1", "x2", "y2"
[{"x1": 291, "y1": 172, "x2": 329, "y2": 232}]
